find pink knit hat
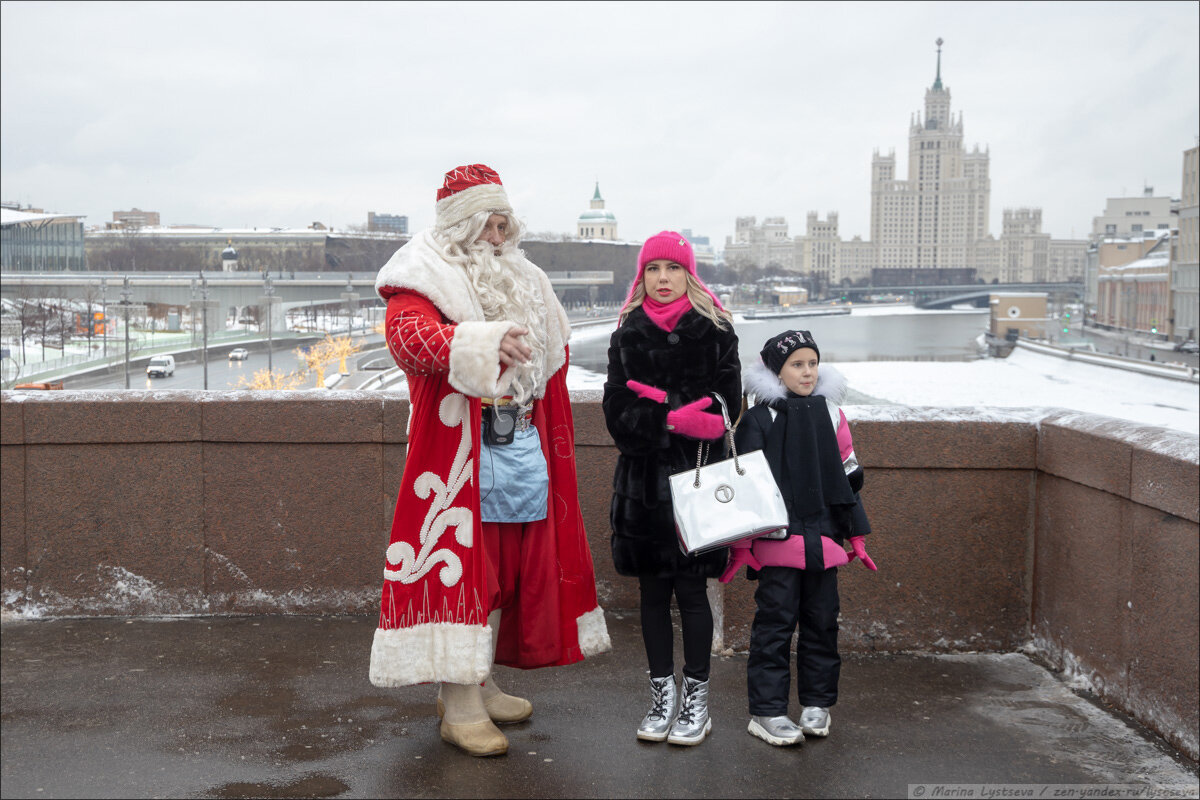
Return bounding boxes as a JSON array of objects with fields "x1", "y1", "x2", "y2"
[
  {"x1": 638, "y1": 230, "x2": 697, "y2": 275},
  {"x1": 620, "y1": 230, "x2": 724, "y2": 316}
]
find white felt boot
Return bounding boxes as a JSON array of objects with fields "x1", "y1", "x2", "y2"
[{"x1": 438, "y1": 681, "x2": 508, "y2": 757}]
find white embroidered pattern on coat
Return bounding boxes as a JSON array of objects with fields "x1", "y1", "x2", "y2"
[
  {"x1": 386, "y1": 307, "x2": 453, "y2": 376},
  {"x1": 383, "y1": 393, "x2": 474, "y2": 587}
]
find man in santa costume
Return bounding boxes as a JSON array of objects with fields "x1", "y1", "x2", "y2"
[{"x1": 368, "y1": 164, "x2": 611, "y2": 757}]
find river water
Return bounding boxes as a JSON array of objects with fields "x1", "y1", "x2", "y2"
[{"x1": 568, "y1": 307, "x2": 991, "y2": 377}]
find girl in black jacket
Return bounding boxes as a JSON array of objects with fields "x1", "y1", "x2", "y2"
[{"x1": 602, "y1": 231, "x2": 741, "y2": 746}]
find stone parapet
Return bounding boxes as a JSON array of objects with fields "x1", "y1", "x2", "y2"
[
  {"x1": 1, "y1": 391, "x2": 1196, "y2": 759},
  {"x1": 1031, "y1": 410, "x2": 1199, "y2": 761}
]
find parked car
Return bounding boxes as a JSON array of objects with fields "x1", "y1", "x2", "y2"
[
  {"x1": 146, "y1": 355, "x2": 175, "y2": 378},
  {"x1": 1173, "y1": 340, "x2": 1199, "y2": 354},
  {"x1": 228, "y1": 348, "x2": 250, "y2": 361}
]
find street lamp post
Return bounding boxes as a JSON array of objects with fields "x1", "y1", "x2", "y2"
[
  {"x1": 259, "y1": 271, "x2": 281, "y2": 375},
  {"x1": 189, "y1": 273, "x2": 218, "y2": 389},
  {"x1": 100, "y1": 277, "x2": 108, "y2": 359},
  {"x1": 341, "y1": 274, "x2": 360, "y2": 337},
  {"x1": 110, "y1": 276, "x2": 146, "y2": 390}
]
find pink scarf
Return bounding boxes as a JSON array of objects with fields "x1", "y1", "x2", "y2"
[{"x1": 642, "y1": 295, "x2": 692, "y2": 332}]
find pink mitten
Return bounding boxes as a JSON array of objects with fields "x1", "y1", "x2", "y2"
[
  {"x1": 719, "y1": 543, "x2": 764, "y2": 583},
  {"x1": 849, "y1": 536, "x2": 877, "y2": 571},
  {"x1": 666, "y1": 397, "x2": 726, "y2": 440},
  {"x1": 626, "y1": 379, "x2": 667, "y2": 403}
]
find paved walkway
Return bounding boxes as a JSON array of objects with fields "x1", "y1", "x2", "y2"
[{"x1": 1, "y1": 613, "x2": 1196, "y2": 799}]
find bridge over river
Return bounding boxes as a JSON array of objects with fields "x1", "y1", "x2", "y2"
[
  {"x1": 836, "y1": 281, "x2": 1085, "y2": 309},
  {"x1": 0, "y1": 269, "x2": 613, "y2": 332}
]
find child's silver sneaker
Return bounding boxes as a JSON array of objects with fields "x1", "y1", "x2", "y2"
[
  {"x1": 748, "y1": 715, "x2": 805, "y2": 746},
  {"x1": 636, "y1": 676, "x2": 678, "y2": 742},
  {"x1": 667, "y1": 676, "x2": 712, "y2": 745},
  {"x1": 799, "y1": 706, "x2": 831, "y2": 737}
]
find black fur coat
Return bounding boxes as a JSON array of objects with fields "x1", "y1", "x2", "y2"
[{"x1": 602, "y1": 306, "x2": 742, "y2": 577}]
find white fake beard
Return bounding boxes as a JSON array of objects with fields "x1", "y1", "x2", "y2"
[{"x1": 464, "y1": 240, "x2": 549, "y2": 403}]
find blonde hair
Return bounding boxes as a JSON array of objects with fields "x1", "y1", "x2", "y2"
[{"x1": 620, "y1": 272, "x2": 732, "y2": 331}]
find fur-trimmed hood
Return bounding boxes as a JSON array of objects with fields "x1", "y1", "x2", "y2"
[{"x1": 743, "y1": 358, "x2": 848, "y2": 406}]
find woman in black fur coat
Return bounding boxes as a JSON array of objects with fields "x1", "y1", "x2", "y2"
[{"x1": 602, "y1": 231, "x2": 741, "y2": 746}]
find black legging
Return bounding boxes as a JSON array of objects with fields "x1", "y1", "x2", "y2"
[{"x1": 638, "y1": 573, "x2": 713, "y2": 682}]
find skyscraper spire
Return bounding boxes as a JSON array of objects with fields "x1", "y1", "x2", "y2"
[{"x1": 933, "y1": 37, "x2": 944, "y2": 90}]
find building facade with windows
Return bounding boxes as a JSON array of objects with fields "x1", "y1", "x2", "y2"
[
  {"x1": 577, "y1": 183, "x2": 618, "y2": 241},
  {"x1": 83, "y1": 225, "x2": 406, "y2": 273},
  {"x1": 1090, "y1": 190, "x2": 1176, "y2": 241},
  {"x1": 1171, "y1": 146, "x2": 1198, "y2": 342},
  {"x1": 111, "y1": 208, "x2": 161, "y2": 228},
  {"x1": 367, "y1": 212, "x2": 408, "y2": 235},
  {"x1": 723, "y1": 216, "x2": 797, "y2": 272},
  {"x1": 1, "y1": 206, "x2": 86, "y2": 271},
  {"x1": 803, "y1": 212, "x2": 840, "y2": 285},
  {"x1": 870, "y1": 40, "x2": 990, "y2": 274},
  {"x1": 1096, "y1": 238, "x2": 1171, "y2": 336},
  {"x1": 721, "y1": 41, "x2": 1085, "y2": 291}
]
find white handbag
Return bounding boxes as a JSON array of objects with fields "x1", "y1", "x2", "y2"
[{"x1": 669, "y1": 395, "x2": 790, "y2": 556}]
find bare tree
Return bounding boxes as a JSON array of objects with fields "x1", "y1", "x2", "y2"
[
  {"x1": 11, "y1": 284, "x2": 41, "y2": 365},
  {"x1": 76, "y1": 281, "x2": 105, "y2": 353}
]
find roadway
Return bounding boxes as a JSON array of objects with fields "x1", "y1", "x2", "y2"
[
  {"x1": 63, "y1": 342, "x2": 320, "y2": 391},
  {"x1": 1066, "y1": 325, "x2": 1199, "y2": 368},
  {"x1": 46, "y1": 314, "x2": 1198, "y2": 391}
]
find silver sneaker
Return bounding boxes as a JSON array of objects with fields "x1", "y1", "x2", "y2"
[
  {"x1": 799, "y1": 706, "x2": 831, "y2": 737},
  {"x1": 667, "y1": 677, "x2": 712, "y2": 745},
  {"x1": 748, "y1": 715, "x2": 805, "y2": 746},
  {"x1": 636, "y1": 676, "x2": 678, "y2": 742}
]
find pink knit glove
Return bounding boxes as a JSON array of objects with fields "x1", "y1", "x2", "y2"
[
  {"x1": 719, "y1": 543, "x2": 763, "y2": 583},
  {"x1": 666, "y1": 397, "x2": 726, "y2": 440},
  {"x1": 626, "y1": 379, "x2": 667, "y2": 403},
  {"x1": 848, "y1": 536, "x2": 877, "y2": 571}
]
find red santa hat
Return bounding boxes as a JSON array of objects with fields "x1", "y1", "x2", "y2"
[{"x1": 434, "y1": 163, "x2": 513, "y2": 231}]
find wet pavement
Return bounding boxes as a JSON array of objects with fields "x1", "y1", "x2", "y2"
[{"x1": 1, "y1": 612, "x2": 1196, "y2": 799}]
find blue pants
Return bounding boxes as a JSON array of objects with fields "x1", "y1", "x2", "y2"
[{"x1": 747, "y1": 566, "x2": 840, "y2": 716}]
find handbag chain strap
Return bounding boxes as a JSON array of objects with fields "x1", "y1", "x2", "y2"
[{"x1": 691, "y1": 393, "x2": 742, "y2": 488}]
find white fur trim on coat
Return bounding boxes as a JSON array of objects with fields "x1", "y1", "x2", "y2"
[
  {"x1": 743, "y1": 358, "x2": 849, "y2": 430},
  {"x1": 743, "y1": 359, "x2": 848, "y2": 406},
  {"x1": 369, "y1": 622, "x2": 493, "y2": 687},
  {"x1": 374, "y1": 229, "x2": 571, "y2": 394},
  {"x1": 435, "y1": 184, "x2": 512, "y2": 231},
  {"x1": 375, "y1": 230, "x2": 485, "y2": 319},
  {"x1": 448, "y1": 319, "x2": 521, "y2": 398},
  {"x1": 576, "y1": 606, "x2": 612, "y2": 658}
]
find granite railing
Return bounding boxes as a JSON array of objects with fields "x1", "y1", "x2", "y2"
[{"x1": 1, "y1": 390, "x2": 1196, "y2": 760}]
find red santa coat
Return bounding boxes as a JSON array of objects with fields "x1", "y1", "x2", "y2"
[{"x1": 368, "y1": 230, "x2": 611, "y2": 688}]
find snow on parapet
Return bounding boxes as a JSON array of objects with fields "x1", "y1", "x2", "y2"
[
  {"x1": 1040, "y1": 409, "x2": 1199, "y2": 463},
  {"x1": 843, "y1": 405, "x2": 1050, "y2": 425},
  {"x1": 845, "y1": 405, "x2": 1198, "y2": 462}
]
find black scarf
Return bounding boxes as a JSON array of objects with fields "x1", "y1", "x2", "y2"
[{"x1": 763, "y1": 393, "x2": 858, "y2": 568}]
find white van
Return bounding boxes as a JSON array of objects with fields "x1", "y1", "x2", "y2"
[{"x1": 146, "y1": 355, "x2": 175, "y2": 378}]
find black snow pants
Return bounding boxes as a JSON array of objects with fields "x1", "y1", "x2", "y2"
[{"x1": 747, "y1": 565, "x2": 841, "y2": 716}]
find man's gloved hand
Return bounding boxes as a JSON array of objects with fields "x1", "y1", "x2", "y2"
[
  {"x1": 666, "y1": 397, "x2": 726, "y2": 440},
  {"x1": 626, "y1": 379, "x2": 667, "y2": 403},
  {"x1": 848, "y1": 536, "x2": 877, "y2": 571}
]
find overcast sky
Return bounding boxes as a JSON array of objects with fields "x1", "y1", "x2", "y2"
[{"x1": 2, "y1": 1, "x2": 1197, "y2": 250}]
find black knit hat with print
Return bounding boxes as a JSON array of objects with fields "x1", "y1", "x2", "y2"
[{"x1": 760, "y1": 329, "x2": 820, "y2": 374}]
